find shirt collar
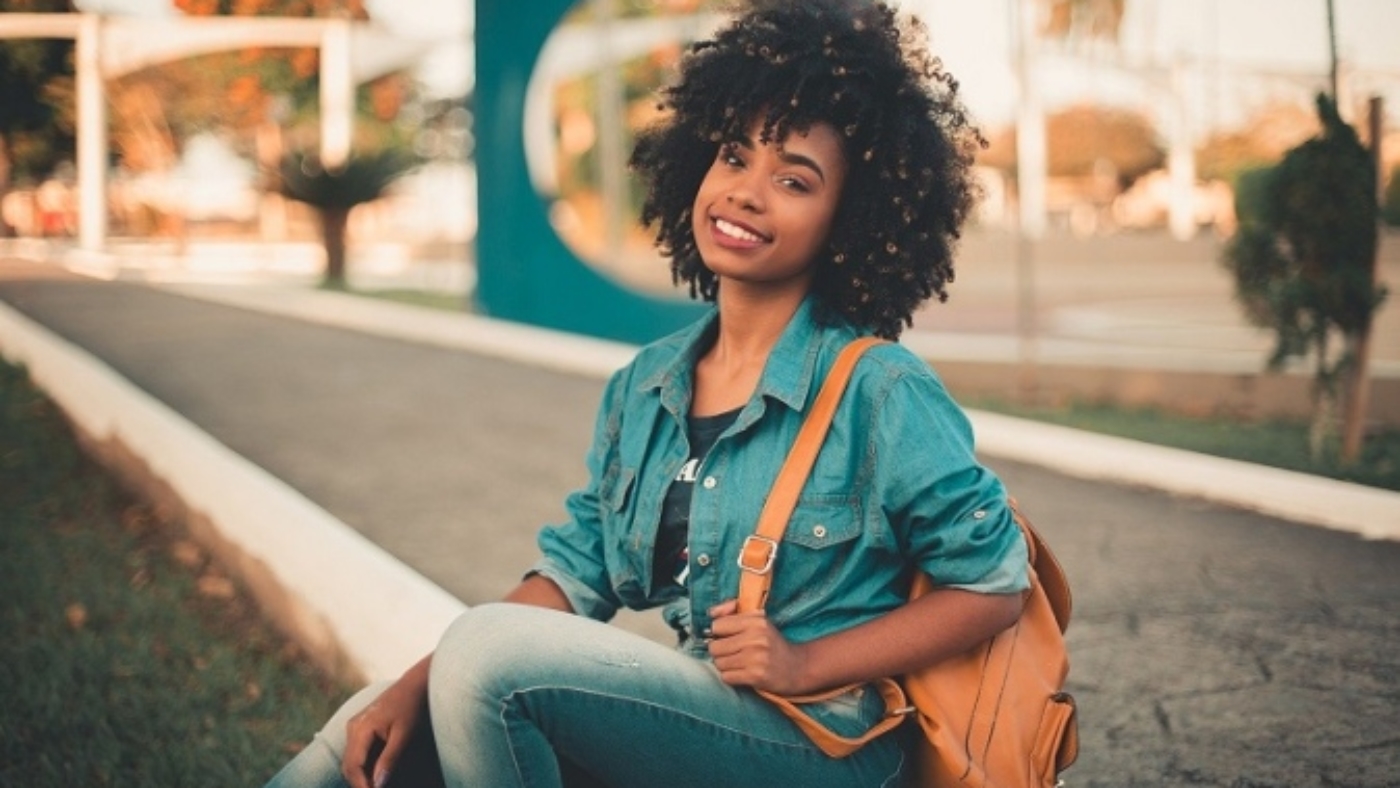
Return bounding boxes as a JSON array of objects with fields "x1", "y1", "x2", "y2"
[
  {"x1": 753, "y1": 297, "x2": 825, "y2": 413},
  {"x1": 638, "y1": 308, "x2": 717, "y2": 418},
  {"x1": 639, "y1": 297, "x2": 836, "y2": 417}
]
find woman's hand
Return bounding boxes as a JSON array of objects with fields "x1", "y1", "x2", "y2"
[
  {"x1": 707, "y1": 588, "x2": 1023, "y2": 698},
  {"x1": 335, "y1": 577, "x2": 571, "y2": 788},
  {"x1": 706, "y1": 599, "x2": 812, "y2": 695},
  {"x1": 341, "y1": 660, "x2": 430, "y2": 788}
]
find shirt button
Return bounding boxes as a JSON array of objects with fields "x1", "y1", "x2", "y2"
[
  {"x1": 696, "y1": 553, "x2": 711, "y2": 567},
  {"x1": 702, "y1": 476, "x2": 718, "y2": 489},
  {"x1": 813, "y1": 525, "x2": 828, "y2": 539},
  {"x1": 972, "y1": 509, "x2": 987, "y2": 520}
]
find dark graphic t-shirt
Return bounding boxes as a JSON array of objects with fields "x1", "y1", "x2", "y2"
[{"x1": 652, "y1": 406, "x2": 742, "y2": 593}]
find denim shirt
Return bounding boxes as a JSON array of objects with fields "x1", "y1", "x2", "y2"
[{"x1": 530, "y1": 298, "x2": 1028, "y2": 657}]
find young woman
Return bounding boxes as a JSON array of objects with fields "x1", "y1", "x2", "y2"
[{"x1": 265, "y1": 2, "x2": 1028, "y2": 786}]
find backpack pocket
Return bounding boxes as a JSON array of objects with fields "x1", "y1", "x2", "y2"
[{"x1": 1029, "y1": 692, "x2": 1079, "y2": 786}]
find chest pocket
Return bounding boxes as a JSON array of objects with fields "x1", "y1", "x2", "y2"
[
  {"x1": 784, "y1": 497, "x2": 862, "y2": 548},
  {"x1": 771, "y1": 496, "x2": 863, "y2": 619},
  {"x1": 600, "y1": 465, "x2": 636, "y2": 515}
]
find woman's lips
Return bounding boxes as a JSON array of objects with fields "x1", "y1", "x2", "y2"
[{"x1": 710, "y1": 216, "x2": 770, "y2": 248}]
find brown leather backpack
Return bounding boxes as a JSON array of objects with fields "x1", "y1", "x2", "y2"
[{"x1": 736, "y1": 337, "x2": 1079, "y2": 787}]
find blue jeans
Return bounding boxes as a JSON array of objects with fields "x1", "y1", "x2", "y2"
[{"x1": 264, "y1": 604, "x2": 907, "y2": 787}]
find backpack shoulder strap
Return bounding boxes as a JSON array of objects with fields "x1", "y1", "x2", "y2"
[
  {"x1": 736, "y1": 336, "x2": 886, "y2": 613},
  {"x1": 1011, "y1": 499, "x2": 1073, "y2": 632}
]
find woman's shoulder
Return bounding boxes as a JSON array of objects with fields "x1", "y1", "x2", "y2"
[
  {"x1": 849, "y1": 337, "x2": 946, "y2": 388},
  {"x1": 608, "y1": 310, "x2": 716, "y2": 388}
]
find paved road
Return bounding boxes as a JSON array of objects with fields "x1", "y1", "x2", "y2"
[{"x1": 2, "y1": 259, "x2": 1398, "y2": 787}]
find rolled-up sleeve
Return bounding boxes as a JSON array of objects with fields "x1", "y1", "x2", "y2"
[
  {"x1": 874, "y1": 368, "x2": 1029, "y2": 595},
  {"x1": 526, "y1": 369, "x2": 629, "y2": 621}
]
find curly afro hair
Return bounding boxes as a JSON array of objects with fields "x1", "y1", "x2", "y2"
[{"x1": 629, "y1": 0, "x2": 985, "y2": 339}]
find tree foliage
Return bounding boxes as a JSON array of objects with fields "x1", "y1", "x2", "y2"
[
  {"x1": 0, "y1": 0, "x2": 77, "y2": 186},
  {"x1": 270, "y1": 148, "x2": 417, "y2": 285},
  {"x1": 980, "y1": 103, "x2": 1165, "y2": 187},
  {"x1": 168, "y1": 0, "x2": 366, "y2": 131},
  {"x1": 109, "y1": 0, "x2": 413, "y2": 172},
  {"x1": 271, "y1": 148, "x2": 415, "y2": 210},
  {"x1": 1223, "y1": 93, "x2": 1385, "y2": 457},
  {"x1": 1196, "y1": 102, "x2": 1319, "y2": 184}
]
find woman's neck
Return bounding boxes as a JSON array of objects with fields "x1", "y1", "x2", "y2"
[
  {"x1": 690, "y1": 284, "x2": 806, "y2": 416},
  {"x1": 709, "y1": 284, "x2": 806, "y2": 368}
]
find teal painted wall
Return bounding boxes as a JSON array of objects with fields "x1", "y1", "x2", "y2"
[{"x1": 474, "y1": 1, "x2": 707, "y2": 345}]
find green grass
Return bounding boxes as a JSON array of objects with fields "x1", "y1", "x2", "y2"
[
  {"x1": 320, "y1": 282, "x2": 472, "y2": 313},
  {"x1": 356, "y1": 288, "x2": 472, "y2": 312},
  {"x1": 968, "y1": 397, "x2": 1400, "y2": 492},
  {"x1": 0, "y1": 361, "x2": 352, "y2": 787}
]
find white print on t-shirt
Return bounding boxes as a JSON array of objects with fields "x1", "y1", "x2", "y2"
[
  {"x1": 674, "y1": 548, "x2": 690, "y2": 586},
  {"x1": 675, "y1": 458, "x2": 701, "y2": 483}
]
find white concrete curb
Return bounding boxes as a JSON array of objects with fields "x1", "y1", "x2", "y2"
[
  {"x1": 969, "y1": 411, "x2": 1400, "y2": 541},
  {"x1": 163, "y1": 282, "x2": 1400, "y2": 543},
  {"x1": 0, "y1": 300, "x2": 465, "y2": 681},
  {"x1": 161, "y1": 282, "x2": 638, "y2": 380}
]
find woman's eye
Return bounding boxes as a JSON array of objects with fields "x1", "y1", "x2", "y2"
[
  {"x1": 778, "y1": 175, "x2": 810, "y2": 193},
  {"x1": 720, "y1": 146, "x2": 744, "y2": 167}
]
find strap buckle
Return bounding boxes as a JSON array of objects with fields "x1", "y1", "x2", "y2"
[{"x1": 737, "y1": 535, "x2": 779, "y2": 575}]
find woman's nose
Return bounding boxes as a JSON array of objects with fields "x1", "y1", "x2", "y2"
[{"x1": 725, "y1": 181, "x2": 763, "y2": 212}]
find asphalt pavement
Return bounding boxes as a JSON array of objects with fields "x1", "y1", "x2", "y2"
[{"x1": 2, "y1": 254, "x2": 1398, "y2": 787}]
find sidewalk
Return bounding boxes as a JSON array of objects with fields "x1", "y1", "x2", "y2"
[{"x1": 2, "y1": 252, "x2": 1399, "y2": 787}]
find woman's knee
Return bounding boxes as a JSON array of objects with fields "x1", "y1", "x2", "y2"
[{"x1": 429, "y1": 603, "x2": 568, "y2": 701}]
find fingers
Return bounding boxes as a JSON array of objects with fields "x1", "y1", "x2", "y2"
[
  {"x1": 372, "y1": 723, "x2": 413, "y2": 788},
  {"x1": 341, "y1": 723, "x2": 377, "y2": 788},
  {"x1": 707, "y1": 612, "x2": 775, "y2": 687},
  {"x1": 707, "y1": 611, "x2": 809, "y2": 694},
  {"x1": 707, "y1": 616, "x2": 763, "y2": 654},
  {"x1": 341, "y1": 709, "x2": 387, "y2": 788},
  {"x1": 707, "y1": 601, "x2": 758, "y2": 639},
  {"x1": 708, "y1": 599, "x2": 738, "y2": 619}
]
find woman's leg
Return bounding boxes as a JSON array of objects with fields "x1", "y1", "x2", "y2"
[
  {"x1": 263, "y1": 681, "x2": 446, "y2": 788},
  {"x1": 263, "y1": 682, "x2": 382, "y2": 788},
  {"x1": 427, "y1": 604, "x2": 906, "y2": 788}
]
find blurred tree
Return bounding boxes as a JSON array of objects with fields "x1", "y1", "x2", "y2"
[
  {"x1": 1223, "y1": 94, "x2": 1385, "y2": 462},
  {"x1": 168, "y1": 0, "x2": 367, "y2": 135},
  {"x1": 270, "y1": 148, "x2": 416, "y2": 286},
  {"x1": 109, "y1": 0, "x2": 414, "y2": 172},
  {"x1": 0, "y1": 0, "x2": 77, "y2": 236},
  {"x1": 980, "y1": 104, "x2": 1165, "y2": 187}
]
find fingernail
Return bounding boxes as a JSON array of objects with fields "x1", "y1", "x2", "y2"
[{"x1": 374, "y1": 769, "x2": 390, "y2": 788}]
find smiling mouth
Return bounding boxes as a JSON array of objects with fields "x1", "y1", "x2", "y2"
[{"x1": 712, "y1": 217, "x2": 770, "y2": 244}]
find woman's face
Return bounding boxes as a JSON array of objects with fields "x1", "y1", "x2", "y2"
[{"x1": 691, "y1": 119, "x2": 848, "y2": 296}]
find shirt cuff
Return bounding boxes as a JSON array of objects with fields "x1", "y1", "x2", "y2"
[
  {"x1": 940, "y1": 530, "x2": 1031, "y2": 595},
  {"x1": 524, "y1": 558, "x2": 619, "y2": 622}
]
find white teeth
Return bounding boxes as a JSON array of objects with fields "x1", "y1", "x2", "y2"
[{"x1": 715, "y1": 218, "x2": 763, "y2": 243}]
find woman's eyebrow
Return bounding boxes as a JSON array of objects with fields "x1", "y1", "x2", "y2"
[
  {"x1": 776, "y1": 148, "x2": 827, "y2": 185},
  {"x1": 730, "y1": 133, "x2": 828, "y2": 185}
]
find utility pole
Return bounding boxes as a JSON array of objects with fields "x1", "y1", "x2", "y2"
[
  {"x1": 1341, "y1": 95, "x2": 1383, "y2": 465},
  {"x1": 1013, "y1": 0, "x2": 1046, "y2": 404},
  {"x1": 1326, "y1": 0, "x2": 1339, "y2": 100},
  {"x1": 76, "y1": 13, "x2": 108, "y2": 253}
]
